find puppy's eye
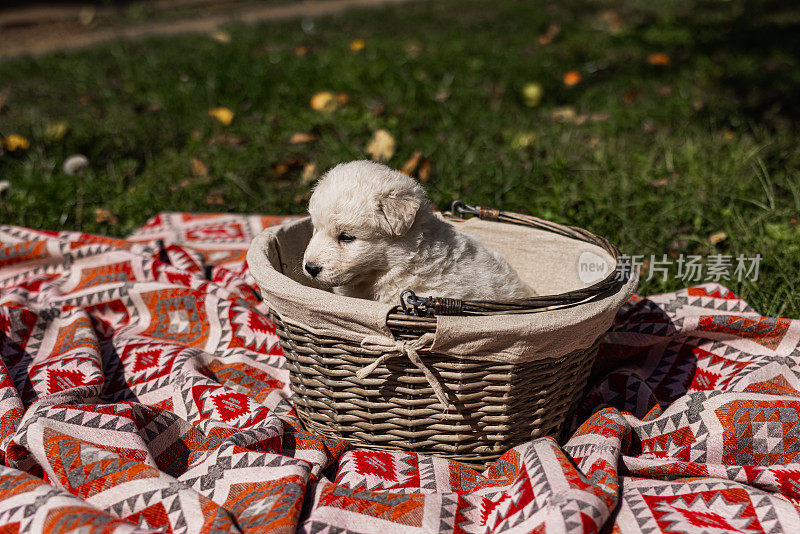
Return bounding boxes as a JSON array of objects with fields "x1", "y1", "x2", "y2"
[{"x1": 338, "y1": 233, "x2": 356, "y2": 243}]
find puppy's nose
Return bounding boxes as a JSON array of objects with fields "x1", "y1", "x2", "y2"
[{"x1": 305, "y1": 263, "x2": 322, "y2": 277}]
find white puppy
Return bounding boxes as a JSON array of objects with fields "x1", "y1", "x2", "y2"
[{"x1": 302, "y1": 160, "x2": 534, "y2": 303}]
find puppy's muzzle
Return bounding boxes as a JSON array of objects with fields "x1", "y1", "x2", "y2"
[{"x1": 305, "y1": 263, "x2": 322, "y2": 278}]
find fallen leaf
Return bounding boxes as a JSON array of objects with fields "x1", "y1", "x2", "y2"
[
  {"x1": 551, "y1": 107, "x2": 577, "y2": 122},
  {"x1": 369, "y1": 102, "x2": 386, "y2": 116},
  {"x1": 3, "y1": 134, "x2": 29, "y2": 151},
  {"x1": 405, "y1": 42, "x2": 422, "y2": 58},
  {"x1": 310, "y1": 91, "x2": 339, "y2": 112},
  {"x1": 652, "y1": 177, "x2": 669, "y2": 188},
  {"x1": 538, "y1": 23, "x2": 561, "y2": 45},
  {"x1": 289, "y1": 132, "x2": 318, "y2": 144},
  {"x1": 206, "y1": 190, "x2": 226, "y2": 206},
  {"x1": 511, "y1": 132, "x2": 537, "y2": 149},
  {"x1": 647, "y1": 53, "x2": 671, "y2": 66},
  {"x1": 418, "y1": 159, "x2": 432, "y2": 184},
  {"x1": 63, "y1": 154, "x2": 88, "y2": 175},
  {"x1": 295, "y1": 45, "x2": 310, "y2": 56},
  {"x1": 78, "y1": 6, "x2": 95, "y2": 26},
  {"x1": 191, "y1": 157, "x2": 209, "y2": 179},
  {"x1": 208, "y1": 134, "x2": 249, "y2": 146},
  {"x1": 657, "y1": 85, "x2": 673, "y2": 95},
  {"x1": 401, "y1": 151, "x2": 423, "y2": 175},
  {"x1": 723, "y1": 130, "x2": 735, "y2": 140},
  {"x1": 642, "y1": 120, "x2": 657, "y2": 133},
  {"x1": 170, "y1": 178, "x2": 193, "y2": 191},
  {"x1": 350, "y1": 39, "x2": 366, "y2": 51},
  {"x1": 521, "y1": 82, "x2": 544, "y2": 107},
  {"x1": 590, "y1": 112, "x2": 610, "y2": 122},
  {"x1": 208, "y1": 107, "x2": 234, "y2": 125},
  {"x1": 301, "y1": 163, "x2": 318, "y2": 185},
  {"x1": 563, "y1": 70, "x2": 582, "y2": 87},
  {"x1": 211, "y1": 30, "x2": 231, "y2": 43},
  {"x1": 336, "y1": 93, "x2": 350, "y2": 105},
  {"x1": 587, "y1": 137, "x2": 600, "y2": 148},
  {"x1": 45, "y1": 121, "x2": 69, "y2": 141},
  {"x1": 623, "y1": 88, "x2": 640, "y2": 103},
  {"x1": 94, "y1": 207, "x2": 118, "y2": 225},
  {"x1": 692, "y1": 99, "x2": 705, "y2": 111},
  {"x1": 597, "y1": 10, "x2": 624, "y2": 33},
  {"x1": 433, "y1": 89, "x2": 450, "y2": 102},
  {"x1": 366, "y1": 129, "x2": 396, "y2": 161},
  {"x1": 709, "y1": 231, "x2": 728, "y2": 245},
  {"x1": 271, "y1": 157, "x2": 306, "y2": 179}
]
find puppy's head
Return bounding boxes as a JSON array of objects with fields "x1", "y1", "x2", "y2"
[{"x1": 303, "y1": 160, "x2": 428, "y2": 288}]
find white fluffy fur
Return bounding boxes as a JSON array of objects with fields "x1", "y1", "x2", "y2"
[{"x1": 303, "y1": 160, "x2": 534, "y2": 303}]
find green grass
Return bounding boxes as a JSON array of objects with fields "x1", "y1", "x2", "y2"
[{"x1": 1, "y1": 0, "x2": 799, "y2": 316}]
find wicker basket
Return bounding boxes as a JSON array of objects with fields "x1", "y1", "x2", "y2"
[{"x1": 247, "y1": 203, "x2": 636, "y2": 469}]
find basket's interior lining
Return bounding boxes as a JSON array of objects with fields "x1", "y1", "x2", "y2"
[{"x1": 272, "y1": 216, "x2": 616, "y2": 296}]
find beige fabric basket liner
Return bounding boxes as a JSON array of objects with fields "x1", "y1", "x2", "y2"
[{"x1": 246, "y1": 216, "x2": 638, "y2": 363}]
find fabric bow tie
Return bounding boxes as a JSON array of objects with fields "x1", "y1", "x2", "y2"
[{"x1": 356, "y1": 333, "x2": 448, "y2": 409}]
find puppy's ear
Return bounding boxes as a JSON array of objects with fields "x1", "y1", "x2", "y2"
[{"x1": 378, "y1": 192, "x2": 422, "y2": 236}]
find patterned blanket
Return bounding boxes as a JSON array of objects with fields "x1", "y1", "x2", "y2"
[{"x1": 0, "y1": 213, "x2": 799, "y2": 533}]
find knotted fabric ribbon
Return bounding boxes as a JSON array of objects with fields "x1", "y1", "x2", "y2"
[{"x1": 356, "y1": 333, "x2": 449, "y2": 409}]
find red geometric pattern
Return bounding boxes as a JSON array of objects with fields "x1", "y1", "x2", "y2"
[{"x1": 1, "y1": 213, "x2": 799, "y2": 533}]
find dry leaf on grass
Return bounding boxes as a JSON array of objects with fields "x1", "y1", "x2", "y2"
[
  {"x1": 94, "y1": 208, "x2": 118, "y2": 225},
  {"x1": 208, "y1": 134, "x2": 249, "y2": 146},
  {"x1": 295, "y1": 45, "x2": 310, "y2": 56},
  {"x1": 45, "y1": 121, "x2": 69, "y2": 141},
  {"x1": 401, "y1": 151, "x2": 423, "y2": 175},
  {"x1": 208, "y1": 107, "x2": 234, "y2": 125},
  {"x1": 418, "y1": 159, "x2": 432, "y2": 184},
  {"x1": 433, "y1": 90, "x2": 451, "y2": 102},
  {"x1": 310, "y1": 91, "x2": 338, "y2": 112},
  {"x1": 350, "y1": 39, "x2": 366, "y2": 52},
  {"x1": 211, "y1": 30, "x2": 231, "y2": 43},
  {"x1": 647, "y1": 53, "x2": 671, "y2": 66},
  {"x1": 191, "y1": 157, "x2": 209, "y2": 180},
  {"x1": 551, "y1": 107, "x2": 577, "y2": 122},
  {"x1": 709, "y1": 231, "x2": 728, "y2": 245},
  {"x1": 538, "y1": 23, "x2": 561, "y2": 45},
  {"x1": 598, "y1": 10, "x2": 624, "y2": 34},
  {"x1": 271, "y1": 157, "x2": 307, "y2": 179},
  {"x1": 511, "y1": 132, "x2": 537, "y2": 149},
  {"x1": 651, "y1": 177, "x2": 670, "y2": 188},
  {"x1": 63, "y1": 154, "x2": 88, "y2": 175},
  {"x1": 366, "y1": 129, "x2": 396, "y2": 161},
  {"x1": 289, "y1": 132, "x2": 318, "y2": 144},
  {"x1": 521, "y1": 82, "x2": 543, "y2": 107},
  {"x1": 206, "y1": 190, "x2": 226, "y2": 206},
  {"x1": 301, "y1": 163, "x2": 318, "y2": 185},
  {"x1": 3, "y1": 134, "x2": 29, "y2": 151},
  {"x1": 170, "y1": 178, "x2": 193, "y2": 191},
  {"x1": 623, "y1": 88, "x2": 641, "y2": 104},
  {"x1": 563, "y1": 71, "x2": 582, "y2": 87}
]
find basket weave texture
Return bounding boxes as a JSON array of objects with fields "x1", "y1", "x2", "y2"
[{"x1": 248, "y1": 205, "x2": 633, "y2": 469}]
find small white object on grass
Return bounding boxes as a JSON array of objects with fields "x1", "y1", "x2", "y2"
[
  {"x1": 63, "y1": 154, "x2": 89, "y2": 175},
  {"x1": 0, "y1": 180, "x2": 10, "y2": 195}
]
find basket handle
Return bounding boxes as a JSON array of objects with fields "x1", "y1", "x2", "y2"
[
  {"x1": 400, "y1": 289, "x2": 463, "y2": 317},
  {"x1": 395, "y1": 200, "x2": 626, "y2": 318}
]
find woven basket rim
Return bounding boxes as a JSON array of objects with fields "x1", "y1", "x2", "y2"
[{"x1": 248, "y1": 205, "x2": 634, "y2": 337}]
